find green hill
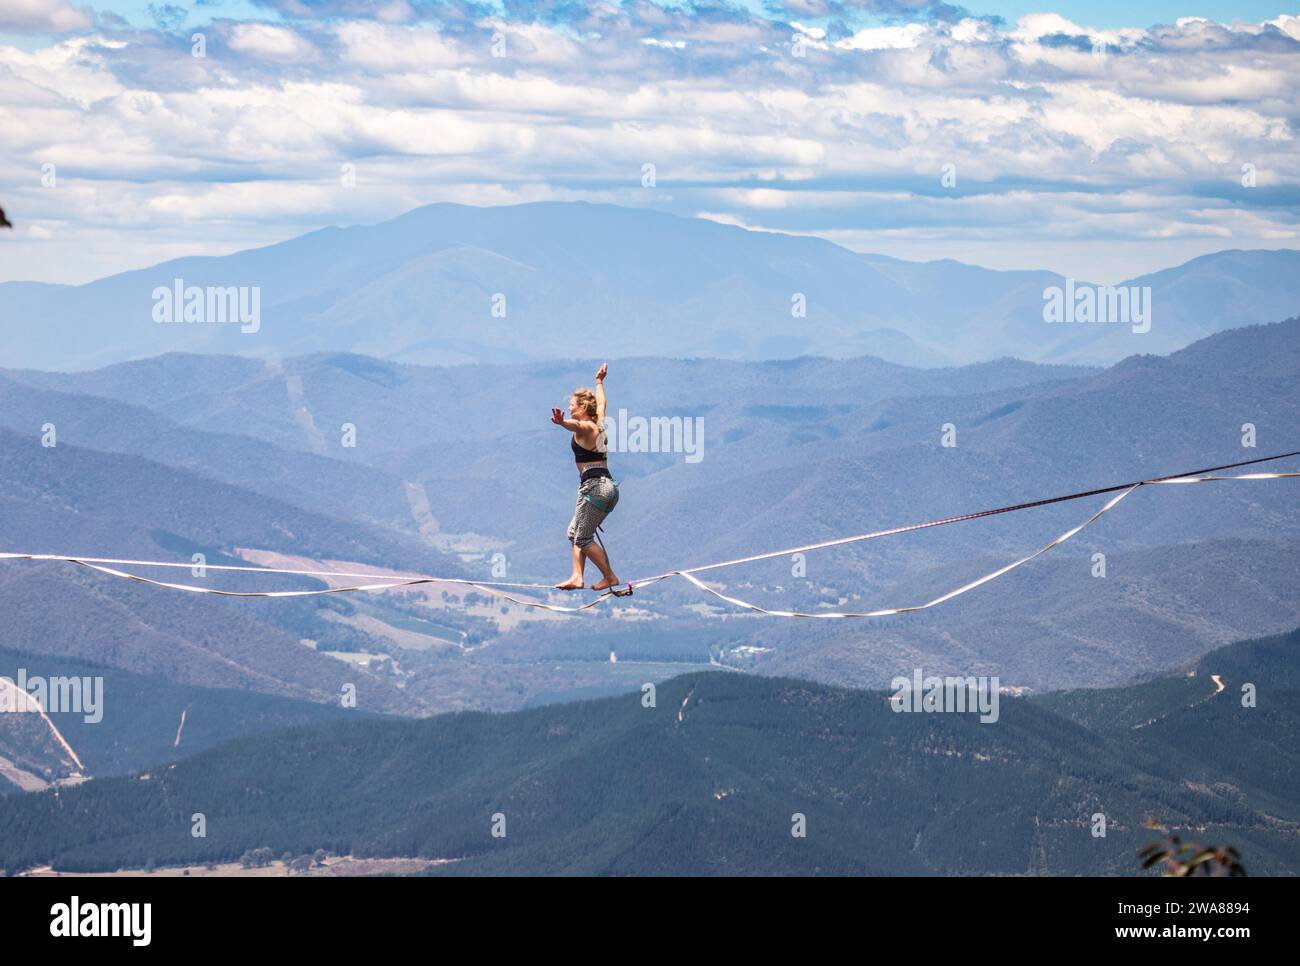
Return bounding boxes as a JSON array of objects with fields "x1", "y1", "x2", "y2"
[
  {"x1": 2, "y1": 628, "x2": 1297, "y2": 875},
  {"x1": 0, "y1": 646, "x2": 376, "y2": 792}
]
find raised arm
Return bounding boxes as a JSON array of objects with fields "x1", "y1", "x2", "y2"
[{"x1": 595, "y1": 362, "x2": 608, "y2": 423}]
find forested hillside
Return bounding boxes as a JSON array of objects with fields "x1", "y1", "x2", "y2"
[
  {"x1": 0, "y1": 646, "x2": 371, "y2": 792},
  {"x1": 3, "y1": 627, "x2": 1296, "y2": 876}
]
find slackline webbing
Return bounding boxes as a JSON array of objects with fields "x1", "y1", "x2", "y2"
[{"x1": 0, "y1": 451, "x2": 1296, "y2": 618}]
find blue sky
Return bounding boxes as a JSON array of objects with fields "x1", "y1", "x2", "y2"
[{"x1": 1, "y1": 1, "x2": 1297, "y2": 284}]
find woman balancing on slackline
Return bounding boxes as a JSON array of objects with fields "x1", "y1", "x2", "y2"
[{"x1": 551, "y1": 362, "x2": 625, "y2": 593}]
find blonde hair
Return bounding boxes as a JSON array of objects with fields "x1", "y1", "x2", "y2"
[{"x1": 571, "y1": 388, "x2": 598, "y2": 420}]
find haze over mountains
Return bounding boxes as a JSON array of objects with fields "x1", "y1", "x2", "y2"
[
  {"x1": 2, "y1": 202, "x2": 1297, "y2": 372},
  {"x1": 0, "y1": 211, "x2": 1295, "y2": 880},
  {"x1": 0, "y1": 315, "x2": 1295, "y2": 756},
  {"x1": 0, "y1": 195, "x2": 1297, "y2": 808}
]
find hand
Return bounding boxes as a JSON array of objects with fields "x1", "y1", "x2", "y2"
[
  {"x1": 551, "y1": 407, "x2": 565, "y2": 425},
  {"x1": 595, "y1": 362, "x2": 608, "y2": 383}
]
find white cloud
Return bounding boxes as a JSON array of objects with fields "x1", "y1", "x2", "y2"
[
  {"x1": 333, "y1": 21, "x2": 459, "y2": 70},
  {"x1": 0, "y1": 0, "x2": 91, "y2": 33},
  {"x1": 0, "y1": 8, "x2": 1297, "y2": 285},
  {"x1": 836, "y1": 24, "x2": 929, "y2": 52},
  {"x1": 948, "y1": 18, "x2": 995, "y2": 44},
  {"x1": 1012, "y1": 13, "x2": 1089, "y2": 42},
  {"x1": 1267, "y1": 14, "x2": 1300, "y2": 41},
  {"x1": 227, "y1": 24, "x2": 316, "y2": 62},
  {"x1": 0, "y1": 36, "x2": 124, "y2": 107}
]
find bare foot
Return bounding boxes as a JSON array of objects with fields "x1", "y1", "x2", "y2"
[
  {"x1": 555, "y1": 578, "x2": 585, "y2": 590},
  {"x1": 590, "y1": 575, "x2": 621, "y2": 591}
]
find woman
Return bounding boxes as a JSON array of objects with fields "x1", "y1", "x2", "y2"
[{"x1": 551, "y1": 362, "x2": 623, "y2": 592}]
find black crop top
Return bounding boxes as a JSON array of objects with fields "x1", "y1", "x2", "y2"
[{"x1": 572, "y1": 431, "x2": 607, "y2": 464}]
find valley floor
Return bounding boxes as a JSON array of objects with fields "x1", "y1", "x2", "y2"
[{"x1": 20, "y1": 855, "x2": 460, "y2": 877}]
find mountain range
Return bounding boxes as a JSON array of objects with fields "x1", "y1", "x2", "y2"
[
  {"x1": 0, "y1": 203, "x2": 1295, "y2": 874},
  {"x1": 0, "y1": 315, "x2": 1296, "y2": 715},
  {"x1": 2, "y1": 202, "x2": 1297, "y2": 371},
  {"x1": 0, "y1": 317, "x2": 1296, "y2": 803}
]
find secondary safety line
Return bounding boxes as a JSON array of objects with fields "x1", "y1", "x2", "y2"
[
  {"x1": 621, "y1": 468, "x2": 1299, "y2": 618},
  {"x1": 0, "y1": 452, "x2": 1296, "y2": 618},
  {"x1": 0, "y1": 554, "x2": 555, "y2": 589},
  {"x1": 627, "y1": 449, "x2": 1300, "y2": 584}
]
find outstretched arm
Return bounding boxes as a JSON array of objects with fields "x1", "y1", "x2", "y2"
[
  {"x1": 595, "y1": 362, "x2": 608, "y2": 423},
  {"x1": 551, "y1": 409, "x2": 601, "y2": 437},
  {"x1": 551, "y1": 408, "x2": 584, "y2": 432}
]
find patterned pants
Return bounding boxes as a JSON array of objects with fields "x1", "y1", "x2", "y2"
[{"x1": 567, "y1": 476, "x2": 619, "y2": 548}]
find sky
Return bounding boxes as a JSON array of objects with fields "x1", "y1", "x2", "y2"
[{"x1": 1, "y1": 1, "x2": 1297, "y2": 285}]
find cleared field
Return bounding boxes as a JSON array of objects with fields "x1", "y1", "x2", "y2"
[{"x1": 21, "y1": 856, "x2": 459, "y2": 877}]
